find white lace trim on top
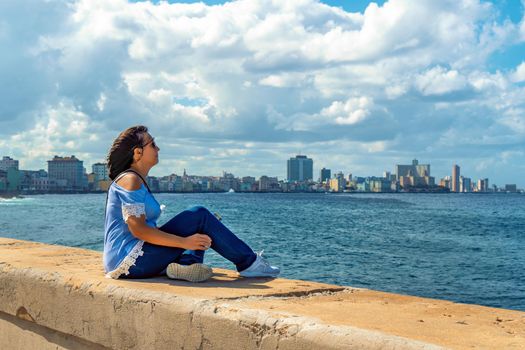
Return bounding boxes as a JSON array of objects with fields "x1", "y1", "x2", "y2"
[
  {"x1": 105, "y1": 240, "x2": 144, "y2": 279},
  {"x1": 122, "y1": 203, "x2": 146, "y2": 223}
]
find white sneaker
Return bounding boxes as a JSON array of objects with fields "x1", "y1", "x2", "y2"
[
  {"x1": 239, "y1": 251, "x2": 280, "y2": 278},
  {"x1": 166, "y1": 263, "x2": 213, "y2": 282}
]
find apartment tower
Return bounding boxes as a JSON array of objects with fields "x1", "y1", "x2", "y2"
[{"x1": 452, "y1": 164, "x2": 460, "y2": 193}]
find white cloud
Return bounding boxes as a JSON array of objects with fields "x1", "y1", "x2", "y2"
[
  {"x1": 415, "y1": 66, "x2": 468, "y2": 96},
  {"x1": 259, "y1": 73, "x2": 309, "y2": 88},
  {"x1": 498, "y1": 108, "x2": 525, "y2": 133},
  {"x1": 321, "y1": 97, "x2": 373, "y2": 125},
  {"x1": 385, "y1": 84, "x2": 408, "y2": 99},
  {"x1": 510, "y1": 62, "x2": 525, "y2": 82},
  {"x1": 8, "y1": 101, "x2": 104, "y2": 166},
  {"x1": 469, "y1": 71, "x2": 507, "y2": 91}
]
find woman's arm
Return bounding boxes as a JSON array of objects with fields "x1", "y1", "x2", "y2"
[
  {"x1": 116, "y1": 173, "x2": 212, "y2": 250},
  {"x1": 126, "y1": 215, "x2": 212, "y2": 250}
]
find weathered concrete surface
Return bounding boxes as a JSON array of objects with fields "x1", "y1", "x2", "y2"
[{"x1": 0, "y1": 238, "x2": 523, "y2": 349}]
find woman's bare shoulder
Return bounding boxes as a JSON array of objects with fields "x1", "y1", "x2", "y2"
[{"x1": 115, "y1": 173, "x2": 143, "y2": 191}]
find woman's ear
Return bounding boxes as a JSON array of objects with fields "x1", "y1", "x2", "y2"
[{"x1": 133, "y1": 148, "x2": 142, "y2": 161}]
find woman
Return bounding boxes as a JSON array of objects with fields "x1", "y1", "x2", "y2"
[{"x1": 103, "y1": 125, "x2": 280, "y2": 282}]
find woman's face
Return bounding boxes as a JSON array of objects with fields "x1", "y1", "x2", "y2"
[{"x1": 139, "y1": 132, "x2": 160, "y2": 166}]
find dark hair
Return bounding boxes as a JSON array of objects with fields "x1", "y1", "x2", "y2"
[{"x1": 106, "y1": 125, "x2": 149, "y2": 180}]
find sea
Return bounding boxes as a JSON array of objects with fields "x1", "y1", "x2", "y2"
[{"x1": 1, "y1": 192, "x2": 524, "y2": 311}]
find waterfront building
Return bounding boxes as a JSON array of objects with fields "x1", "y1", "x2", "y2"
[
  {"x1": 0, "y1": 171, "x2": 7, "y2": 191},
  {"x1": 383, "y1": 171, "x2": 396, "y2": 181},
  {"x1": 92, "y1": 163, "x2": 109, "y2": 182},
  {"x1": 476, "y1": 178, "x2": 489, "y2": 192},
  {"x1": 460, "y1": 176, "x2": 472, "y2": 193},
  {"x1": 287, "y1": 155, "x2": 313, "y2": 182},
  {"x1": 396, "y1": 159, "x2": 434, "y2": 188},
  {"x1": 241, "y1": 176, "x2": 256, "y2": 192},
  {"x1": 281, "y1": 180, "x2": 316, "y2": 192},
  {"x1": 329, "y1": 172, "x2": 346, "y2": 192},
  {"x1": 32, "y1": 174, "x2": 49, "y2": 192},
  {"x1": 146, "y1": 176, "x2": 160, "y2": 192},
  {"x1": 220, "y1": 172, "x2": 240, "y2": 192},
  {"x1": 157, "y1": 174, "x2": 181, "y2": 192},
  {"x1": 452, "y1": 164, "x2": 460, "y2": 192},
  {"x1": 440, "y1": 176, "x2": 451, "y2": 190},
  {"x1": 87, "y1": 173, "x2": 96, "y2": 191},
  {"x1": 182, "y1": 179, "x2": 194, "y2": 192},
  {"x1": 174, "y1": 176, "x2": 183, "y2": 192},
  {"x1": 259, "y1": 176, "x2": 280, "y2": 192},
  {"x1": 158, "y1": 178, "x2": 170, "y2": 192},
  {"x1": 19, "y1": 173, "x2": 47, "y2": 193},
  {"x1": 505, "y1": 184, "x2": 517, "y2": 193},
  {"x1": 370, "y1": 178, "x2": 392, "y2": 193},
  {"x1": 0, "y1": 156, "x2": 19, "y2": 171},
  {"x1": 384, "y1": 171, "x2": 396, "y2": 182},
  {"x1": 0, "y1": 157, "x2": 20, "y2": 192},
  {"x1": 47, "y1": 155, "x2": 87, "y2": 192},
  {"x1": 396, "y1": 159, "x2": 430, "y2": 178},
  {"x1": 399, "y1": 176, "x2": 412, "y2": 189},
  {"x1": 356, "y1": 180, "x2": 370, "y2": 192},
  {"x1": 320, "y1": 168, "x2": 331, "y2": 183},
  {"x1": 0, "y1": 168, "x2": 20, "y2": 192}
]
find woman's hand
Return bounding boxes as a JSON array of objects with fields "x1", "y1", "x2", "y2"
[{"x1": 184, "y1": 234, "x2": 212, "y2": 250}]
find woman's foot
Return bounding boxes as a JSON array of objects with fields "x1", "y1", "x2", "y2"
[
  {"x1": 239, "y1": 251, "x2": 280, "y2": 278},
  {"x1": 166, "y1": 263, "x2": 213, "y2": 282}
]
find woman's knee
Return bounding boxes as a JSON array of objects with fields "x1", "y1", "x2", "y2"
[{"x1": 188, "y1": 205, "x2": 211, "y2": 217}]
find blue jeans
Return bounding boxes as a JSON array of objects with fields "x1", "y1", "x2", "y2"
[{"x1": 124, "y1": 206, "x2": 257, "y2": 278}]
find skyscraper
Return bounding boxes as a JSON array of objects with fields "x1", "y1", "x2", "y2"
[
  {"x1": 460, "y1": 176, "x2": 471, "y2": 193},
  {"x1": 320, "y1": 168, "x2": 331, "y2": 183},
  {"x1": 452, "y1": 164, "x2": 460, "y2": 193},
  {"x1": 287, "y1": 155, "x2": 313, "y2": 182}
]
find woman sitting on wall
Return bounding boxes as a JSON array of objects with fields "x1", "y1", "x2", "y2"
[{"x1": 103, "y1": 125, "x2": 279, "y2": 282}]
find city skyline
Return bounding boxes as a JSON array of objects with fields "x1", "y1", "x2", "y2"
[
  {"x1": 2, "y1": 154, "x2": 521, "y2": 192},
  {"x1": 1, "y1": 1, "x2": 524, "y2": 188}
]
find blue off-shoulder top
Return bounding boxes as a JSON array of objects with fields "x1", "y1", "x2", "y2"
[{"x1": 103, "y1": 182, "x2": 161, "y2": 278}]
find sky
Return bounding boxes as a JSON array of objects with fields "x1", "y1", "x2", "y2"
[{"x1": 1, "y1": 0, "x2": 524, "y2": 187}]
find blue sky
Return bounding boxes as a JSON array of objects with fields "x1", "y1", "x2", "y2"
[{"x1": 1, "y1": 0, "x2": 524, "y2": 187}]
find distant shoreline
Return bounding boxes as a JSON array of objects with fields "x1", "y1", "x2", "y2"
[{"x1": 6, "y1": 190, "x2": 523, "y2": 196}]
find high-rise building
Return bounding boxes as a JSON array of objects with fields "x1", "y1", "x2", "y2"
[
  {"x1": 396, "y1": 159, "x2": 430, "y2": 179},
  {"x1": 460, "y1": 176, "x2": 472, "y2": 193},
  {"x1": 320, "y1": 168, "x2": 331, "y2": 183},
  {"x1": 92, "y1": 163, "x2": 109, "y2": 182},
  {"x1": 287, "y1": 155, "x2": 313, "y2": 182},
  {"x1": 395, "y1": 159, "x2": 434, "y2": 187},
  {"x1": 477, "y1": 178, "x2": 489, "y2": 192},
  {"x1": 0, "y1": 156, "x2": 19, "y2": 171},
  {"x1": 452, "y1": 164, "x2": 460, "y2": 193},
  {"x1": 48, "y1": 155, "x2": 86, "y2": 191}
]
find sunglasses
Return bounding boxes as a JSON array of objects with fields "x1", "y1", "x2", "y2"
[{"x1": 141, "y1": 138, "x2": 157, "y2": 149}]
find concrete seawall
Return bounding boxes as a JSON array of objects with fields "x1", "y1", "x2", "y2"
[{"x1": 0, "y1": 238, "x2": 523, "y2": 349}]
